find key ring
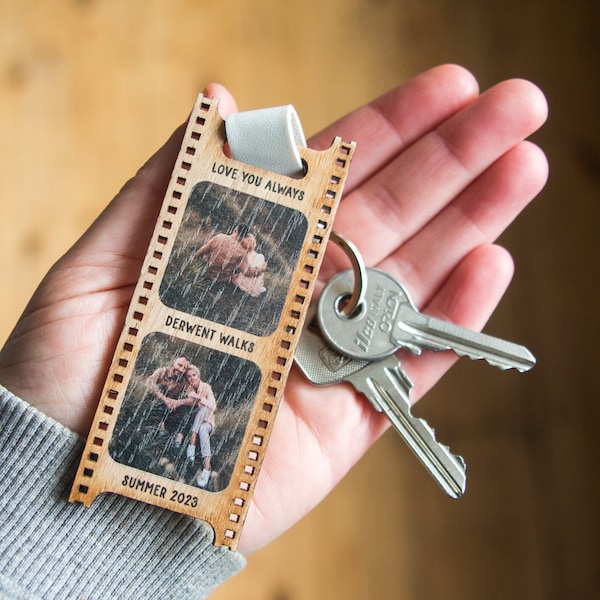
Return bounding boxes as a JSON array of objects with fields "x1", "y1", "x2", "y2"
[{"x1": 328, "y1": 231, "x2": 367, "y2": 318}]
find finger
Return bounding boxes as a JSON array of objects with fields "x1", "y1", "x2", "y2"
[
  {"x1": 309, "y1": 64, "x2": 480, "y2": 192},
  {"x1": 381, "y1": 140, "x2": 548, "y2": 306},
  {"x1": 330, "y1": 79, "x2": 548, "y2": 269}
]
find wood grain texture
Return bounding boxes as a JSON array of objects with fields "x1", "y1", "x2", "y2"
[
  {"x1": 68, "y1": 93, "x2": 354, "y2": 550},
  {"x1": 1, "y1": 0, "x2": 598, "y2": 597}
]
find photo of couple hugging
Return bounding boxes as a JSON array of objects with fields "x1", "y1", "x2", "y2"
[
  {"x1": 149, "y1": 355, "x2": 217, "y2": 489},
  {"x1": 109, "y1": 333, "x2": 261, "y2": 492},
  {"x1": 194, "y1": 222, "x2": 267, "y2": 298},
  {"x1": 159, "y1": 181, "x2": 308, "y2": 337}
]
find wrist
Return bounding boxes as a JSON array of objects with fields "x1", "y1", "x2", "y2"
[{"x1": 0, "y1": 384, "x2": 245, "y2": 596}]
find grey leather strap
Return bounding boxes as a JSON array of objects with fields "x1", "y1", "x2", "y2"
[{"x1": 225, "y1": 105, "x2": 307, "y2": 178}]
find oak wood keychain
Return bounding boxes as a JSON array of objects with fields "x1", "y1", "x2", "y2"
[{"x1": 69, "y1": 92, "x2": 355, "y2": 550}]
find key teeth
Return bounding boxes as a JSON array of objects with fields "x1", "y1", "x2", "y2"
[
  {"x1": 449, "y1": 449, "x2": 466, "y2": 471},
  {"x1": 406, "y1": 343, "x2": 424, "y2": 356},
  {"x1": 445, "y1": 450, "x2": 467, "y2": 499},
  {"x1": 453, "y1": 350, "x2": 535, "y2": 373},
  {"x1": 422, "y1": 418, "x2": 466, "y2": 490},
  {"x1": 423, "y1": 419, "x2": 464, "y2": 467}
]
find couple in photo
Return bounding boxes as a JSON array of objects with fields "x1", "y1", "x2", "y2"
[
  {"x1": 147, "y1": 356, "x2": 217, "y2": 489},
  {"x1": 194, "y1": 223, "x2": 267, "y2": 297}
]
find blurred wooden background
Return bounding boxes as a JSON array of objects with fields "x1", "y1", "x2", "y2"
[{"x1": 1, "y1": 1, "x2": 598, "y2": 598}]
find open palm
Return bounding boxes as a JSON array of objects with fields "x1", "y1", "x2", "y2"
[{"x1": 0, "y1": 65, "x2": 547, "y2": 554}]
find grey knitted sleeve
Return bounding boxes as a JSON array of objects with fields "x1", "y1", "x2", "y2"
[{"x1": 0, "y1": 385, "x2": 245, "y2": 600}]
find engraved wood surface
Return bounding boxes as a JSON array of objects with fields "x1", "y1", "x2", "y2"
[
  {"x1": 68, "y1": 94, "x2": 354, "y2": 549},
  {"x1": 1, "y1": 0, "x2": 598, "y2": 597}
]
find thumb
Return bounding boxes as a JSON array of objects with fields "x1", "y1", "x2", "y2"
[
  {"x1": 60, "y1": 83, "x2": 239, "y2": 271},
  {"x1": 205, "y1": 82, "x2": 239, "y2": 118}
]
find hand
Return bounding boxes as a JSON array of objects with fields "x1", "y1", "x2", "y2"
[
  {"x1": 0, "y1": 66, "x2": 548, "y2": 554},
  {"x1": 165, "y1": 399, "x2": 180, "y2": 411},
  {"x1": 186, "y1": 393, "x2": 206, "y2": 407}
]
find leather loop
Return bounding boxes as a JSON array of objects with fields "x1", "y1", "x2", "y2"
[{"x1": 225, "y1": 105, "x2": 307, "y2": 178}]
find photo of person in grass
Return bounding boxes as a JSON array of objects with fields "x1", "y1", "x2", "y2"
[
  {"x1": 192, "y1": 223, "x2": 267, "y2": 293},
  {"x1": 184, "y1": 364, "x2": 217, "y2": 489},
  {"x1": 159, "y1": 181, "x2": 307, "y2": 337},
  {"x1": 231, "y1": 233, "x2": 267, "y2": 297},
  {"x1": 109, "y1": 333, "x2": 261, "y2": 491}
]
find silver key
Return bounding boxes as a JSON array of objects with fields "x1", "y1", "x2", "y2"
[
  {"x1": 318, "y1": 268, "x2": 536, "y2": 371},
  {"x1": 295, "y1": 305, "x2": 467, "y2": 498}
]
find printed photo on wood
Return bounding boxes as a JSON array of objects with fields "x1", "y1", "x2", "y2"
[
  {"x1": 69, "y1": 96, "x2": 355, "y2": 548},
  {"x1": 159, "y1": 181, "x2": 308, "y2": 337},
  {"x1": 109, "y1": 332, "x2": 262, "y2": 492}
]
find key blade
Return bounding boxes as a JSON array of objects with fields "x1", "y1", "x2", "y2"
[
  {"x1": 348, "y1": 357, "x2": 467, "y2": 499},
  {"x1": 394, "y1": 306, "x2": 536, "y2": 372},
  {"x1": 296, "y1": 305, "x2": 467, "y2": 498}
]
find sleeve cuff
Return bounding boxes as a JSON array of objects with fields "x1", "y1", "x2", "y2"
[{"x1": 0, "y1": 385, "x2": 245, "y2": 599}]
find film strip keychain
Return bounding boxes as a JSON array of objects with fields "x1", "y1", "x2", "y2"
[{"x1": 69, "y1": 93, "x2": 355, "y2": 550}]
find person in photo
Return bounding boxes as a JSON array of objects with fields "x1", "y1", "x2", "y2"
[
  {"x1": 184, "y1": 365, "x2": 217, "y2": 488},
  {"x1": 232, "y1": 233, "x2": 267, "y2": 297}
]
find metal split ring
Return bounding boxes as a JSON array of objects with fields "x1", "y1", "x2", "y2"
[{"x1": 328, "y1": 231, "x2": 367, "y2": 318}]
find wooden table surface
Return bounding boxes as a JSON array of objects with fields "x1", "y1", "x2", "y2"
[{"x1": 1, "y1": 1, "x2": 598, "y2": 598}]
